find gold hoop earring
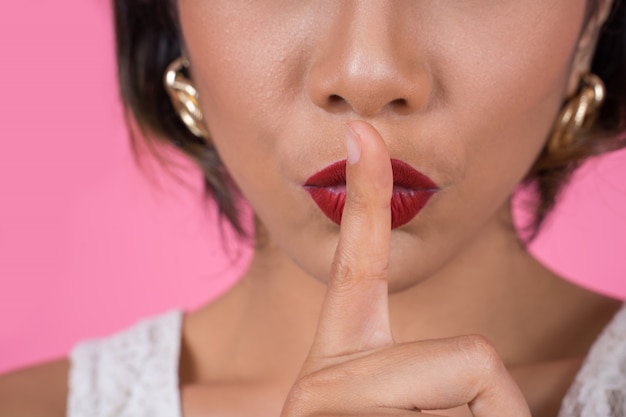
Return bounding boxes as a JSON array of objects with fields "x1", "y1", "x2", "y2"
[
  {"x1": 164, "y1": 57, "x2": 210, "y2": 140},
  {"x1": 548, "y1": 73, "x2": 605, "y2": 154}
]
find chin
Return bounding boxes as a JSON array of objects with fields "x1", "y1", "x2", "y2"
[
  {"x1": 387, "y1": 275, "x2": 425, "y2": 294},
  {"x1": 386, "y1": 261, "x2": 435, "y2": 294},
  {"x1": 302, "y1": 241, "x2": 437, "y2": 295}
]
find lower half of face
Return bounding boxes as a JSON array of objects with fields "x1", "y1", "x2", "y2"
[{"x1": 178, "y1": 0, "x2": 588, "y2": 291}]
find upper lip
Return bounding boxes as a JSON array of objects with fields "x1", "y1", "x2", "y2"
[{"x1": 304, "y1": 159, "x2": 438, "y2": 190}]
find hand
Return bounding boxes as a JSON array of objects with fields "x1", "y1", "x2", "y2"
[{"x1": 280, "y1": 121, "x2": 531, "y2": 417}]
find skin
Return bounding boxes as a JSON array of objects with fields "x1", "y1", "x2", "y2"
[
  {"x1": 0, "y1": 1, "x2": 621, "y2": 416},
  {"x1": 173, "y1": 1, "x2": 620, "y2": 416},
  {"x1": 182, "y1": 0, "x2": 604, "y2": 292}
]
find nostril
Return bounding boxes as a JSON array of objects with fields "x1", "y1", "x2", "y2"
[
  {"x1": 326, "y1": 94, "x2": 349, "y2": 112},
  {"x1": 328, "y1": 94, "x2": 344, "y2": 104},
  {"x1": 387, "y1": 98, "x2": 413, "y2": 115},
  {"x1": 321, "y1": 95, "x2": 411, "y2": 116},
  {"x1": 389, "y1": 98, "x2": 408, "y2": 109}
]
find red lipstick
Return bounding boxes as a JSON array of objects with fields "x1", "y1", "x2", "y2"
[{"x1": 304, "y1": 159, "x2": 438, "y2": 229}]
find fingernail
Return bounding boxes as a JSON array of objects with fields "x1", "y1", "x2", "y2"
[{"x1": 345, "y1": 124, "x2": 361, "y2": 165}]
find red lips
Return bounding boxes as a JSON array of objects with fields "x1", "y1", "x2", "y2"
[{"x1": 304, "y1": 159, "x2": 438, "y2": 229}]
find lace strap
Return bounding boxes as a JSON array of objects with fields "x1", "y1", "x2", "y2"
[{"x1": 68, "y1": 309, "x2": 183, "y2": 417}]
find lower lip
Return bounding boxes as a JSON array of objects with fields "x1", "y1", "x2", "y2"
[{"x1": 304, "y1": 162, "x2": 437, "y2": 229}]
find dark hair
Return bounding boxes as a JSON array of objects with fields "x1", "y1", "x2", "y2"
[
  {"x1": 113, "y1": 0, "x2": 248, "y2": 236},
  {"x1": 113, "y1": 0, "x2": 626, "y2": 239},
  {"x1": 521, "y1": 0, "x2": 626, "y2": 240}
]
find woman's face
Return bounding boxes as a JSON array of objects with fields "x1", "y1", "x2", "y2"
[{"x1": 178, "y1": 1, "x2": 592, "y2": 290}]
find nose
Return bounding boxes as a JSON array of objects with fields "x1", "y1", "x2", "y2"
[{"x1": 306, "y1": 3, "x2": 430, "y2": 118}]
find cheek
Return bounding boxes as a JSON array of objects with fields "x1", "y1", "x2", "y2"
[
  {"x1": 389, "y1": 1, "x2": 588, "y2": 257},
  {"x1": 178, "y1": 1, "x2": 310, "y2": 128},
  {"x1": 177, "y1": 1, "x2": 315, "y2": 197},
  {"x1": 427, "y1": 1, "x2": 585, "y2": 187}
]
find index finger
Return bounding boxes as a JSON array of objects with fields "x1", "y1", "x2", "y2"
[{"x1": 309, "y1": 120, "x2": 394, "y2": 360}]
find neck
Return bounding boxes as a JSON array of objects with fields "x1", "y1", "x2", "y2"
[{"x1": 186, "y1": 202, "x2": 620, "y2": 384}]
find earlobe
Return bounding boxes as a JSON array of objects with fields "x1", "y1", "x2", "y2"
[
  {"x1": 163, "y1": 56, "x2": 211, "y2": 140},
  {"x1": 546, "y1": 73, "x2": 606, "y2": 160}
]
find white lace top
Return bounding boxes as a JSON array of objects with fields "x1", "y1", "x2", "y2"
[
  {"x1": 68, "y1": 310, "x2": 182, "y2": 417},
  {"x1": 68, "y1": 305, "x2": 626, "y2": 417}
]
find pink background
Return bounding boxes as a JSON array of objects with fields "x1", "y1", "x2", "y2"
[{"x1": 1, "y1": 1, "x2": 625, "y2": 374}]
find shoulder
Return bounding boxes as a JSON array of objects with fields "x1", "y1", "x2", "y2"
[
  {"x1": 560, "y1": 302, "x2": 626, "y2": 416},
  {"x1": 0, "y1": 358, "x2": 69, "y2": 417},
  {"x1": 68, "y1": 309, "x2": 184, "y2": 417},
  {"x1": 0, "y1": 309, "x2": 184, "y2": 417}
]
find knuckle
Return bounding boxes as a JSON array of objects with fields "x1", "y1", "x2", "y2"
[
  {"x1": 330, "y1": 254, "x2": 388, "y2": 293},
  {"x1": 283, "y1": 372, "x2": 340, "y2": 417},
  {"x1": 362, "y1": 259, "x2": 389, "y2": 283},
  {"x1": 283, "y1": 376, "x2": 319, "y2": 416},
  {"x1": 330, "y1": 255, "x2": 358, "y2": 292},
  {"x1": 456, "y1": 334, "x2": 503, "y2": 373}
]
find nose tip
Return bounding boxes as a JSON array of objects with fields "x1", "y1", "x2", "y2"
[{"x1": 306, "y1": 9, "x2": 430, "y2": 119}]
